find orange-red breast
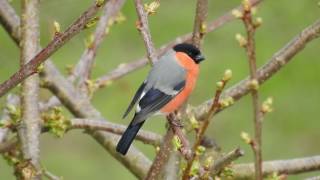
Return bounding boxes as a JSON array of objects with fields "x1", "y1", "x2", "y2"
[{"x1": 116, "y1": 43, "x2": 205, "y2": 155}]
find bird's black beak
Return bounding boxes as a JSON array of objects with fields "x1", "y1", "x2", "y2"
[{"x1": 195, "y1": 54, "x2": 205, "y2": 63}]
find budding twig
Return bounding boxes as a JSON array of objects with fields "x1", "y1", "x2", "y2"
[
  {"x1": 182, "y1": 70, "x2": 232, "y2": 179},
  {"x1": 239, "y1": 0, "x2": 263, "y2": 179},
  {"x1": 134, "y1": 0, "x2": 157, "y2": 65},
  {"x1": 192, "y1": 0, "x2": 208, "y2": 48}
]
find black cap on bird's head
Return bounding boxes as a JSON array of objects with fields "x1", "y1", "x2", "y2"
[{"x1": 173, "y1": 43, "x2": 205, "y2": 64}]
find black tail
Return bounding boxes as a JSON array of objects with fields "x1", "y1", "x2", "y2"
[{"x1": 116, "y1": 120, "x2": 145, "y2": 155}]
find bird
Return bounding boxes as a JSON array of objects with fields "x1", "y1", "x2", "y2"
[{"x1": 116, "y1": 43, "x2": 205, "y2": 155}]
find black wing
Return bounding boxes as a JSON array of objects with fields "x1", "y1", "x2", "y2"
[
  {"x1": 131, "y1": 81, "x2": 185, "y2": 125},
  {"x1": 122, "y1": 82, "x2": 146, "y2": 119}
]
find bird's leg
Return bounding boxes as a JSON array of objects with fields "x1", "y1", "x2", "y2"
[{"x1": 167, "y1": 113, "x2": 183, "y2": 128}]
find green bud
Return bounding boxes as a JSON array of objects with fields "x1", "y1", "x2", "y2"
[{"x1": 172, "y1": 135, "x2": 182, "y2": 151}]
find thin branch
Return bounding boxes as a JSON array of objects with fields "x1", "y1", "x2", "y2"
[
  {"x1": 134, "y1": 0, "x2": 157, "y2": 65},
  {"x1": 192, "y1": 0, "x2": 208, "y2": 48},
  {"x1": 94, "y1": 0, "x2": 263, "y2": 89},
  {"x1": 233, "y1": 155, "x2": 320, "y2": 179},
  {"x1": 183, "y1": 72, "x2": 230, "y2": 179},
  {"x1": 70, "y1": 118, "x2": 162, "y2": 147},
  {"x1": 241, "y1": 2, "x2": 263, "y2": 179},
  {"x1": 70, "y1": 0, "x2": 126, "y2": 90},
  {"x1": 17, "y1": 0, "x2": 41, "y2": 176},
  {"x1": 194, "y1": 19, "x2": 320, "y2": 120},
  {"x1": 210, "y1": 148, "x2": 244, "y2": 175},
  {"x1": 0, "y1": 0, "x2": 106, "y2": 98}
]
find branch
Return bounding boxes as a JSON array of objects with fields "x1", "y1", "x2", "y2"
[
  {"x1": 233, "y1": 155, "x2": 320, "y2": 179},
  {"x1": 241, "y1": 2, "x2": 263, "y2": 179},
  {"x1": 192, "y1": 0, "x2": 208, "y2": 48},
  {"x1": 94, "y1": 0, "x2": 263, "y2": 89},
  {"x1": 70, "y1": 0, "x2": 126, "y2": 90},
  {"x1": 134, "y1": 0, "x2": 157, "y2": 65},
  {"x1": 0, "y1": 0, "x2": 106, "y2": 98},
  {"x1": 210, "y1": 148, "x2": 244, "y2": 175},
  {"x1": 194, "y1": 19, "x2": 320, "y2": 120},
  {"x1": 70, "y1": 118, "x2": 162, "y2": 147},
  {"x1": 17, "y1": 0, "x2": 41, "y2": 176}
]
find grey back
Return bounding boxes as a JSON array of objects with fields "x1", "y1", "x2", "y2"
[{"x1": 145, "y1": 49, "x2": 186, "y2": 95}]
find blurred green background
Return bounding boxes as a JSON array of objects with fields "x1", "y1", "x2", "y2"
[{"x1": 0, "y1": 0, "x2": 319, "y2": 179}]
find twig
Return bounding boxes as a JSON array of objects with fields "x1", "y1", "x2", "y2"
[
  {"x1": 240, "y1": 1, "x2": 263, "y2": 179},
  {"x1": 17, "y1": 0, "x2": 41, "y2": 176},
  {"x1": 94, "y1": 0, "x2": 263, "y2": 89},
  {"x1": 182, "y1": 74, "x2": 230, "y2": 179},
  {"x1": 210, "y1": 148, "x2": 244, "y2": 175},
  {"x1": 0, "y1": 0, "x2": 106, "y2": 98},
  {"x1": 233, "y1": 155, "x2": 320, "y2": 179},
  {"x1": 70, "y1": 118, "x2": 162, "y2": 147},
  {"x1": 192, "y1": 0, "x2": 208, "y2": 48},
  {"x1": 134, "y1": 0, "x2": 157, "y2": 65},
  {"x1": 194, "y1": 19, "x2": 320, "y2": 120},
  {"x1": 70, "y1": 0, "x2": 126, "y2": 91}
]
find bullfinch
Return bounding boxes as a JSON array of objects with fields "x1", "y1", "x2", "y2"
[{"x1": 116, "y1": 43, "x2": 205, "y2": 155}]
